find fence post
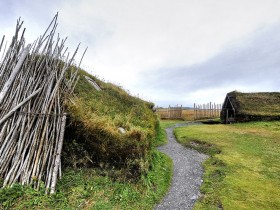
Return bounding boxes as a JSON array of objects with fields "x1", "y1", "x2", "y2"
[
  {"x1": 168, "y1": 105, "x2": 170, "y2": 119},
  {"x1": 180, "y1": 105, "x2": 182, "y2": 118},
  {"x1": 216, "y1": 104, "x2": 217, "y2": 118},
  {"x1": 209, "y1": 102, "x2": 212, "y2": 118},
  {"x1": 193, "y1": 102, "x2": 223, "y2": 120},
  {"x1": 193, "y1": 103, "x2": 195, "y2": 120}
]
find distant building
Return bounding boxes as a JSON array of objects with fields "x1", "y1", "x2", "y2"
[{"x1": 221, "y1": 91, "x2": 280, "y2": 124}]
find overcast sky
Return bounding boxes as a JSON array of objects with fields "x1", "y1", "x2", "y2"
[{"x1": 1, "y1": 0, "x2": 280, "y2": 107}]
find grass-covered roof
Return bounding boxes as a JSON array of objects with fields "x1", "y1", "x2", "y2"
[
  {"x1": 63, "y1": 69, "x2": 158, "y2": 178},
  {"x1": 227, "y1": 91, "x2": 280, "y2": 116}
]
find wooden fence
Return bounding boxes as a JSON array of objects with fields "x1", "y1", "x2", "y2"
[
  {"x1": 194, "y1": 102, "x2": 222, "y2": 120},
  {"x1": 156, "y1": 105, "x2": 183, "y2": 119}
]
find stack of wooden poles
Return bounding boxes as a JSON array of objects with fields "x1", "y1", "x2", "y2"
[{"x1": 0, "y1": 14, "x2": 84, "y2": 194}]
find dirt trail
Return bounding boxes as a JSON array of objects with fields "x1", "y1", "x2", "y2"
[{"x1": 155, "y1": 123, "x2": 208, "y2": 210}]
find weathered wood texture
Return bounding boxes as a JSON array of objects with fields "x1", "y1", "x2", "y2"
[
  {"x1": 0, "y1": 14, "x2": 83, "y2": 193},
  {"x1": 194, "y1": 102, "x2": 222, "y2": 120},
  {"x1": 156, "y1": 105, "x2": 183, "y2": 119}
]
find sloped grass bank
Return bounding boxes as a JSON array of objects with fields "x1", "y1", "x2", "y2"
[
  {"x1": 64, "y1": 69, "x2": 158, "y2": 178},
  {"x1": 174, "y1": 121, "x2": 280, "y2": 210},
  {"x1": 0, "y1": 72, "x2": 174, "y2": 209},
  {"x1": 0, "y1": 63, "x2": 178, "y2": 209}
]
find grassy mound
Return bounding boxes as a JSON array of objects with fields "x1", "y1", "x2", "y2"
[{"x1": 63, "y1": 69, "x2": 158, "y2": 178}]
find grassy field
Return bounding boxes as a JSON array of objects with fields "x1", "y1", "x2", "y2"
[
  {"x1": 174, "y1": 121, "x2": 280, "y2": 210},
  {"x1": 0, "y1": 121, "x2": 174, "y2": 210}
]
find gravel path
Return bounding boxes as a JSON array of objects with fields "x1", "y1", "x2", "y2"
[{"x1": 155, "y1": 123, "x2": 208, "y2": 210}]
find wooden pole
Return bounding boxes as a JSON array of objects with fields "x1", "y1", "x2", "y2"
[
  {"x1": 0, "y1": 45, "x2": 31, "y2": 105},
  {"x1": 0, "y1": 15, "x2": 82, "y2": 193},
  {"x1": 226, "y1": 109, "x2": 229, "y2": 124},
  {"x1": 0, "y1": 88, "x2": 42, "y2": 126},
  {"x1": 194, "y1": 103, "x2": 196, "y2": 120},
  {"x1": 50, "y1": 113, "x2": 67, "y2": 194},
  {"x1": 180, "y1": 105, "x2": 182, "y2": 118},
  {"x1": 168, "y1": 105, "x2": 171, "y2": 119},
  {"x1": 210, "y1": 102, "x2": 212, "y2": 118}
]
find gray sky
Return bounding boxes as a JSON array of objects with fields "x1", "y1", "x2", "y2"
[{"x1": 1, "y1": 0, "x2": 280, "y2": 107}]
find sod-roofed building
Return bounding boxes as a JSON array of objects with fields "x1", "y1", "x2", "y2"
[{"x1": 221, "y1": 91, "x2": 280, "y2": 124}]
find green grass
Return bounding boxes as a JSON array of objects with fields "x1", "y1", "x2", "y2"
[
  {"x1": 174, "y1": 121, "x2": 280, "y2": 210},
  {"x1": 0, "y1": 69, "x2": 175, "y2": 209},
  {"x1": 64, "y1": 69, "x2": 158, "y2": 177},
  {"x1": 0, "y1": 149, "x2": 172, "y2": 210},
  {"x1": 0, "y1": 121, "x2": 173, "y2": 209},
  {"x1": 154, "y1": 122, "x2": 167, "y2": 147},
  {"x1": 154, "y1": 120, "x2": 185, "y2": 146},
  {"x1": 160, "y1": 120, "x2": 185, "y2": 129}
]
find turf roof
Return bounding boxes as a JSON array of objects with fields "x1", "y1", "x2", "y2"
[{"x1": 227, "y1": 91, "x2": 280, "y2": 116}]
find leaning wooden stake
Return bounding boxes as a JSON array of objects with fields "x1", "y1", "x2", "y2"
[
  {"x1": 0, "y1": 45, "x2": 31, "y2": 105},
  {"x1": 50, "y1": 113, "x2": 67, "y2": 194},
  {"x1": 0, "y1": 14, "x2": 84, "y2": 193},
  {"x1": 0, "y1": 88, "x2": 42, "y2": 126}
]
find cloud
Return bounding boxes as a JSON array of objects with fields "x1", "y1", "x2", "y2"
[
  {"x1": 138, "y1": 23, "x2": 280, "y2": 106},
  {"x1": 0, "y1": 0, "x2": 62, "y2": 44},
  {"x1": 1, "y1": 0, "x2": 280, "y2": 107},
  {"x1": 55, "y1": 1, "x2": 280, "y2": 78}
]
